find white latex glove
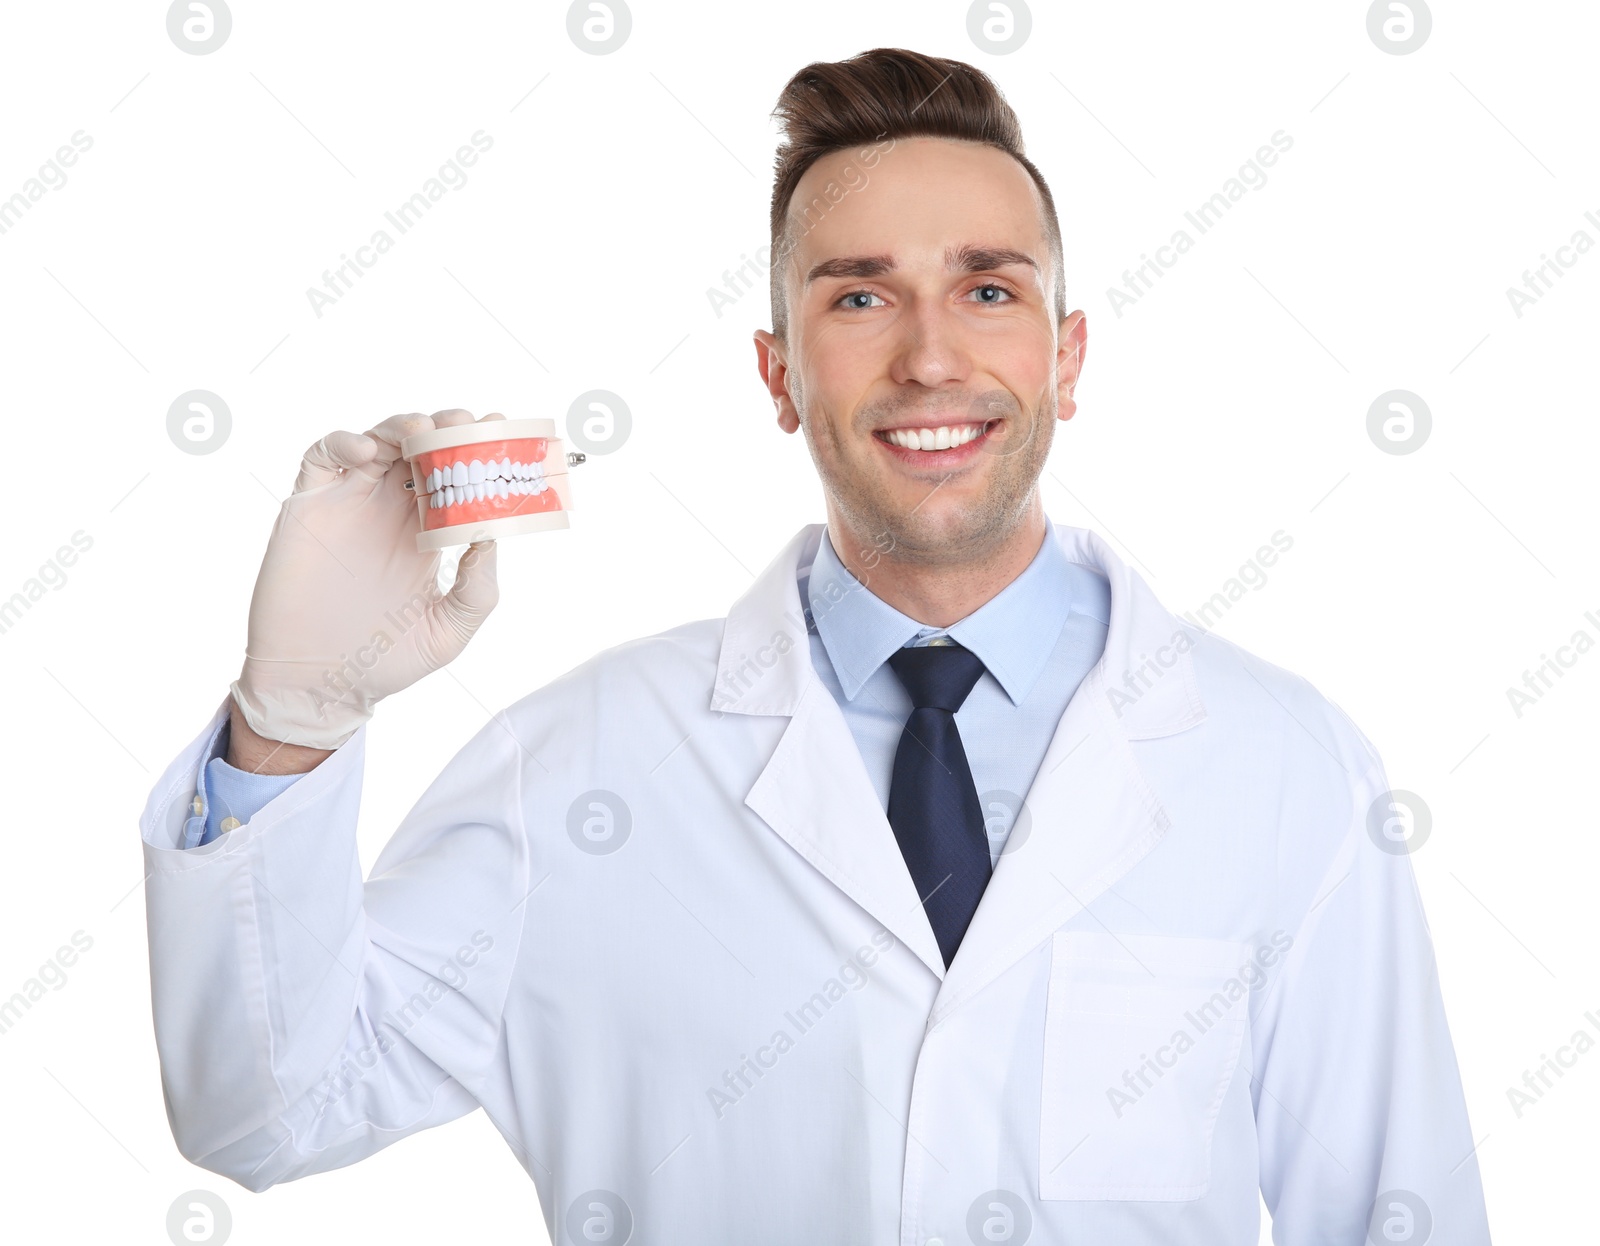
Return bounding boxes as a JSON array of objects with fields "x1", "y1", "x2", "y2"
[{"x1": 230, "y1": 411, "x2": 503, "y2": 749}]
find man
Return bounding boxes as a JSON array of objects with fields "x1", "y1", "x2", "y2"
[{"x1": 140, "y1": 47, "x2": 1490, "y2": 1244}]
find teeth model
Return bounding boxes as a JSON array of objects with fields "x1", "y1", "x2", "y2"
[{"x1": 400, "y1": 417, "x2": 576, "y2": 552}]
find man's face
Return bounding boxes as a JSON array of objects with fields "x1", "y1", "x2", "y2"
[{"x1": 755, "y1": 136, "x2": 1086, "y2": 566}]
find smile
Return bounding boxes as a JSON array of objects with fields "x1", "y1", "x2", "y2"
[{"x1": 873, "y1": 419, "x2": 999, "y2": 457}]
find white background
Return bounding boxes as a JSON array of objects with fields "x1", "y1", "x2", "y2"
[{"x1": 1, "y1": 1, "x2": 1595, "y2": 1242}]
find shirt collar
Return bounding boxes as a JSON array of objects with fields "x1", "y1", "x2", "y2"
[{"x1": 803, "y1": 518, "x2": 1103, "y2": 706}]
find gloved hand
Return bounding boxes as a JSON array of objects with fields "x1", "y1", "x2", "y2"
[{"x1": 230, "y1": 410, "x2": 503, "y2": 749}]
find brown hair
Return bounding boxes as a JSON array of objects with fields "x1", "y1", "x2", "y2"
[{"x1": 767, "y1": 47, "x2": 1066, "y2": 340}]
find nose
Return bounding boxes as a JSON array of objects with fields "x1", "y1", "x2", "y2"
[{"x1": 888, "y1": 299, "x2": 971, "y2": 389}]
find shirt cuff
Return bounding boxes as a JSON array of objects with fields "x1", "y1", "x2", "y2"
[{"x1": 182, "y1": 713, "x2": 310, "y2": 848}]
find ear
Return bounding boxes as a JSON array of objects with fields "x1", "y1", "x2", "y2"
[
  {"x1": 1055, "y1": 311, "x2": 1088, "y2": 421},
  {"x1": 753, "y1": 329, "x2": 801, "y2": 434}
]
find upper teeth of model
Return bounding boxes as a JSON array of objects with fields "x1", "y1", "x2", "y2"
[
  {"x1": 426, "y1": 457, "x2": 548, "y2": 507},
  {"x1": 880, "y1": 423, "x2": 984, "y2": 450}
]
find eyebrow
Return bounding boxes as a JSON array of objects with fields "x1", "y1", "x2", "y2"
[{"x1": 804, "y1": 244, "x2": 1039, "y2": 286}]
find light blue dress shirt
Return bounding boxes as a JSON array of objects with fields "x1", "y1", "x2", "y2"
[
  {"x1": 799, "y1": 519, "x2": 1109, "y2": 864},
  {"x1": 188, "y1": 519, "x2": 1110, "y2": 851}
]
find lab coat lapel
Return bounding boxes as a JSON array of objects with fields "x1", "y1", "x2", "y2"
[
  {"x1": 713, "y1": 525, "x2": 948, "y2": 979},
  {"x1": 744, "y1": 679, "x2": 949, "y2": 977},
  {"x1": 931, "y1": 525, "x2": 1209, "y2": 1025}
]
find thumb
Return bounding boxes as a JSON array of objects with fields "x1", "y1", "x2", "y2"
[{"x1": 434, "y1": 540, "x2": 500, "y2": 643}]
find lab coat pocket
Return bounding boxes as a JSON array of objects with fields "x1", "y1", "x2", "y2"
[{"x1": 1040, "y1": 930, "x2": 1252, "y2": 1201}]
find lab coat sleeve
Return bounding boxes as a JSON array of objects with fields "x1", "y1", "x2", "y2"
[
  {"x1": 139, "y1": 695, "x2": 531, "y2": 1191},
  {"x1": 1251, "y1": 756, "x2": 1490, "y2": 1245}
]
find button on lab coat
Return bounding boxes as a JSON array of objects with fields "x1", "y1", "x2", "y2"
[{"x1": 139, "y1": 522, "x2": 1490, "y2": 1244}]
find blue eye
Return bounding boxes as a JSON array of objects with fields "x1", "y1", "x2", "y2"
[
  {"x1": 838, "y1": 290, "x2": 885, "y2": 310},
  {"x1": 971, "y1": 283, "x2": 1015, "y2": 303}
]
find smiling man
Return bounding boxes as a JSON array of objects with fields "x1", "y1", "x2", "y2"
[{"x1": 140, "y1": 48, "x2": 1490, "y2": 1244}]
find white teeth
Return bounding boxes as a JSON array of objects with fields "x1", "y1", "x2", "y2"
[
  {"x1": 424, "y1": 448, "x2": 558, "y2": 508},
  {"x1": 882, "y1": 424, "x2": 982, "y2": 451}
]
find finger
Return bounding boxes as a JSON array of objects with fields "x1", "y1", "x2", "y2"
[
  {"x1": 358, "y1": 413, "x2": 435, "y2": 481},
  {"x1": 479, "y1": 412, "x2": 507, "y2": 423},
  {"x1": 293, "y1": 430, "x2": 378, "y2": 494},
  {"x1": 435, "y1": 540, "x2": 499, "y2": 643},
  {"x1": 430, "y1": 408, "x2": 476, "y2": 429}
]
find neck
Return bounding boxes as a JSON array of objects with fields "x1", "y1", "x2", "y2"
[{"x1": 826, "y1": 500, "x2": 1048, "y2": 628}]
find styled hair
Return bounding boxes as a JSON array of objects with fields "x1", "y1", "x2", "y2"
[{"x1": 767, "y1": 47, "x2": 1066, "y2": 340}]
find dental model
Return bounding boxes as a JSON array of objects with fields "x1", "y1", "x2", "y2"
[{"x1": 401, "y1": 418, "x2": 579, "y2": 552}]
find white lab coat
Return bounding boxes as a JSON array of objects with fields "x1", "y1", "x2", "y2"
[{"x1": 140, "y1": 521, "x2": 1490, "y2": 1244}]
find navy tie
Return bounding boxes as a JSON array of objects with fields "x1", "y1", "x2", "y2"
[{"x1": 885, "y1": 641, "x2": 992, "y2": 968}]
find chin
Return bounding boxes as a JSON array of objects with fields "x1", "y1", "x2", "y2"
[{"x1": 871, "y1": 496, "x2": 1017, "y2": 562}]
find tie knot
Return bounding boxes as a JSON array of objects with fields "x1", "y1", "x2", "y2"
[{"x1": 886, "y1": 641, "x2": 987, "y2": 713}]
